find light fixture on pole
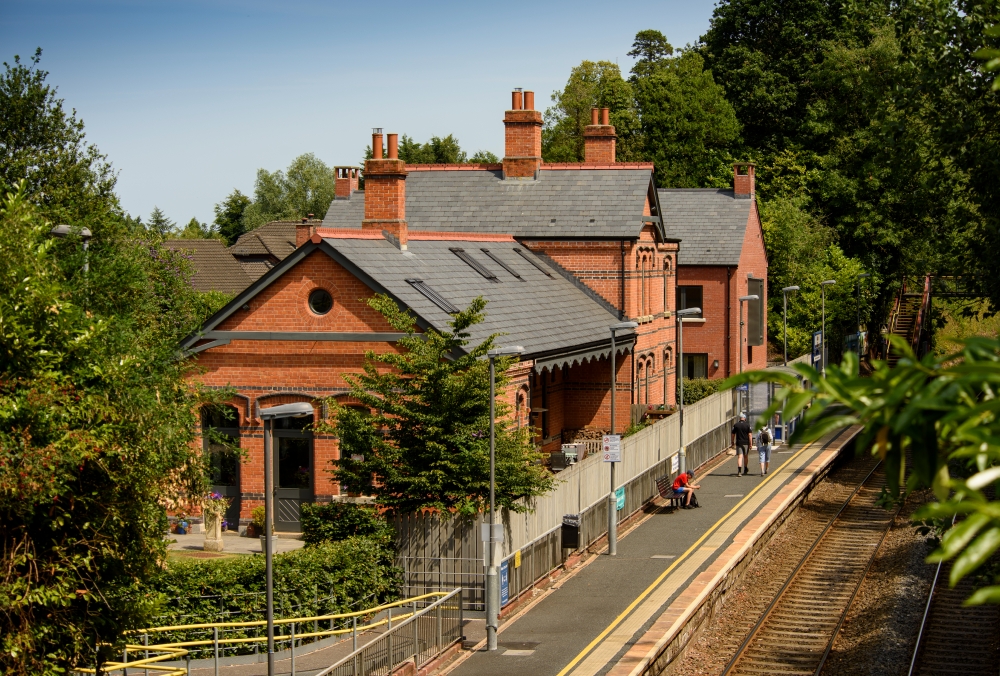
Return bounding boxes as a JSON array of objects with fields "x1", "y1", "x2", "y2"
[
  {"x1": 856, "y1": 273, "x2": 870, "y2": 356},
  {"x1": 738, "y1": 295, "x2": 759, "y2": 418},
  {"x1": 257, "y1": 401, "x2": 315, "y2": 676},
  {"x1": 608, "y1": 321, "x2": 638, "y2": 557},
  {"x1": 484, "y1": 345, "x2": 523, "y2": 651},
  {"x1": 50, "y1": 224, "x2": 93, "y2": 273},
  {"x1": 675, "y1": 308, "x2": 702, "y2": 476},
  {"x1": 820, "y1": 280, "x2": 836, "y2": 375},
  {"x1": 781, "y1": 286, "x2": 800, "y2": 366}
]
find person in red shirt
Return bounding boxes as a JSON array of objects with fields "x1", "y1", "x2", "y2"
[{"x1": 672, "y1": 470, "x2": 702, "y2": 509}]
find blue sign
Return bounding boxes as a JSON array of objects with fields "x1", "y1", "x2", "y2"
[
  {"x1": 500, "y1": 559, "x2": 509, "y2": 606},
  {"x1": 615, "y1": 486, "x2": 625, "y2": 511},
  {"x1": 736, "y1": 383, "x2": 749, "y2": 393},
  {"x1": 811, "y1": 331, "x2": 823, "y2": 366}
]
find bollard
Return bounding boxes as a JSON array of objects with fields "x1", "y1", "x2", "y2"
[
  {"x1": 143, "y1": 634, "x2": 149, "y2": 676},
  {"x1": 290, "y1": 623, "x2": 295, "y2": 676},
  {"x1": 123, "y1": 646, "x2": 128, "y2": 676},
  {"x1": 213, "y1": 626, "x2": 219, "y2": 676},
  {"x1": 352, "y1": 615, "x2": 357, "y2": 651}
]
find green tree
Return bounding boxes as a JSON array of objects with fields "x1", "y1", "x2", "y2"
[
  {"x1": 542, "y1": 60, "x2": 641, "y2": 162},
  {"x1": 146, "y1": 206, "x2": 175, "y2": 236},
  {"x1": 320, "y1": 295, "x2": 554, "y2": 516},
  {"x1": 213, "y1": 189, "x2": 252, "y2": 245},
  {"x1": 470, "y1": 149, "x2": 500, "y2": 163},
  {"x1": 170, "y1": 217, "x2": 218, "y2": 240},
  {"x1": 241, "y1": 153, "x2": 336, "y2": 231},
  {"x1": 396, "y1": 134, "x2": 468, "y2": 164},
  {"x1": 0, "y1": 49, "x2": 118, "y2": 231},
  {"x1": 0, "y1": 183, "x2": 225, "y2": 674},
  {"x1": 629, "y1": 34, "x2": 741, "y2": 188}
]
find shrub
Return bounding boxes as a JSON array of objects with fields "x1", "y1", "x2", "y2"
[
  {"x1": 300, "y1": 502, "x2": 394, "y2": 546},
  {"x1": 679, "y1": 377, "x2": 720, "y2": 405}
]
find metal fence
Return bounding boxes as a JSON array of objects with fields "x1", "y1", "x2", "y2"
[
  {"x1": 317, "y1": 589, "x2": 463, "y2": 676},
  {"x1": 393, "y1": 388, "x2": 738, "y2": 610}
]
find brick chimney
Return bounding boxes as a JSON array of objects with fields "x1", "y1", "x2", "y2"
[
  {"x1": 503, "y1": 88, "x2": 543, "y2": 178},
  {"x1": 335, "y1": 166, "x2": 360, "y2": 199},
  {"x1": 296, "y1": 216, "x2": 317, "y2": 247},
  {"x1": 734, "y1": 163, "x2": 756, "y2": 198},
  {"x1": 583, "y1": 107, "x2": 616, "y2": 163},
  {"x1": 362, "y1": 129, "x2": 408, "y2": 249}
]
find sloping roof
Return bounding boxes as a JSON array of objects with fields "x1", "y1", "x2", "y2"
[
  {"x1": 658, "y1": 189, "x2": 754, "y2": 266},
  {"x1": 323, "y1": 168, "x2": 663, "y2": 240},
  {"x1": 185, "y1": 234, "x2": 631, "y2": 363},
  {"x1": 163, "y1": 239, "x2": 252, "y2": 295},
  {"x1": 229, "y1": 221, "x2": 298, "y2": 260},
  {"x1": 238, "y1": 259, "x2": 273, "y2": 281}
]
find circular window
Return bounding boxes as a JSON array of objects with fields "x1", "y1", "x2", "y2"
[{"x1": 308, "y1": 288, "x2": 333, "y2": 315}]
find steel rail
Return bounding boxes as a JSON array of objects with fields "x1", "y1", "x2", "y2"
[{"x1": 721, "y1": 460, "x2": 886, "y2": 675}]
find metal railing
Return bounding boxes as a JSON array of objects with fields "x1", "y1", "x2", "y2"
[
  {"x1": 73, "y1": 591, "x2": 455, "y2": 676},
  {"x1": 317, "y1": 589, "x2": 463, "y2": 676}
]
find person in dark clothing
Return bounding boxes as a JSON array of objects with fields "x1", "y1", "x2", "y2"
[{"x1": 731, "y1": 413, "x2": 753, "y2": 476}]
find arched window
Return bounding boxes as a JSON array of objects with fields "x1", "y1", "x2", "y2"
[{"x1": 663, "y1": 258, "x2": 671, "y2": 316}]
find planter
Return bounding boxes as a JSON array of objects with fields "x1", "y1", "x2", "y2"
[
  {"x1": 259, "y1": 535, "x2": 279, "y2": 553},
  {"x1": 203, "y1": 513, "x2": 224, "y2": 552}
]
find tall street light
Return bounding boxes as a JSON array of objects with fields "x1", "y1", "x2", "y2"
[
  {"x1": 258, "y1": 401, "x2": 314, "y2": 676},
  {"x1": 608, "y1": 321, "x2": 638, "y2": 557},
  {"x1": 675, "y1": 308, "x2": 702, "y2": 476},
  {"x1": 781, "y1": 286, "x2": 800, "y2": 366},
  {"x1": 485, "y1": 345, "x2": 524, "y2": 651},
  {"x1": 856, "y1": 273, "x2": 870, "y2": 356},
  {"x1": 50, "y1": 224, "x2": 93, "y2": 273},
  {"x1": 820, "y1": 280, "x2": 836, "y2": 375},
  {"x1": 738, "y1": 295, "x2": 759, "y2": 419}
]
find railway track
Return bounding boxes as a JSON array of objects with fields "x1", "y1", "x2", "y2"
[
  {"x1": 907, "y1": 555, "x2": 1000, "y2": 674},
  {"x1": 721, "y1": 459, "x2": 897, "y2": 675}
]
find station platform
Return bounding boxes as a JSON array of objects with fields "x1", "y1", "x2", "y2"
[{"x1": 443, "y1": 427, "x2": 861, "y2": 676}]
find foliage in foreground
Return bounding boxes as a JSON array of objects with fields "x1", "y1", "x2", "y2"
[
  {"x1": 300, "y1": 502, "x2": 394, "y2": 546},
  {"x1": 725, "y1": 336, "x2": 1000, "y2": 604},
  {"x1": 319, "y1": 295, "x2": 554, "y2": 516}
]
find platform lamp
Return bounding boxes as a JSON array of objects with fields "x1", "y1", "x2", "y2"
[
  {"x1": 258, "y1": 401, "x2": 315, "y2": 676},
  {"x1": 738, "y1": 295, "x2": 759, "y2": 417},
  {"x1": 820, "y1": 280, "x2": 837, "y2": 375},
  {"x1": 49, "y1": 224, "x2": 92, "y2": 273},
  {"x1": 781, "y1": 286, "x2": 800, "y2": 366},
  {"x1": 675, "y1": 308, "x2": 702, "y2": 477},
  {"x1": 856, "y1": 273, "x2": 870, "y2": 356},
  {"x1": 485, "y1": 345, "x2": 524, "y2": 652},
  {"x1": 608, "y1": 321, "x2": 638, "y2": 557}
]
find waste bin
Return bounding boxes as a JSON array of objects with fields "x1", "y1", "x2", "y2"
[{"x1": 562, "y1": 514, "x2": 580, "y2": 550}]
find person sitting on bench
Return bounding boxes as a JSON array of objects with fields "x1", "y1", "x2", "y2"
[{"x1": 672, "y1": 470, "x2": 701, "y2": 509}]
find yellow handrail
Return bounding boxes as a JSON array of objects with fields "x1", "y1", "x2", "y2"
[{"x1": 76, "y1": 591, "x2": 452, "y2": 675}]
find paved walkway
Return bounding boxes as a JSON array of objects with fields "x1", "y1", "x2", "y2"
[
  {"x1": 446, "y1": 431, "x2": 854, "y2": 676},
  {"x1": 167, "y1": 531, "x2": 305, "y2": 556}
]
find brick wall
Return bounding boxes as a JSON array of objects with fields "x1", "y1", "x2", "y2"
[{"x1": 503, "y1": 109, "x2": 543, "y2": 178}]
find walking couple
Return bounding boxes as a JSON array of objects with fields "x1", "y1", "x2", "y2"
[{"x1": 731, "y1": 413, "x2": 774, "y2": 477}]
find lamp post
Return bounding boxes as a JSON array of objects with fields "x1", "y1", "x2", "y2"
[
  {"x1": 675, "y1": 308, "x2": 702, "y2": 476},
  {"x1": 856, "y1": 273, "x2": 870, "y2": 356},
  {"x1": 258, "y1": 402, "x2": 315, "y2": 676},
  {"x1": 781, "y1": 286, "x2": 800, "y2": 366},
  {"x1": 738, "y1": 295, "x2": 758, "y2": 417},
  {"x1": 484, "y1": 345, "x2": 524, "y2": 651},
  {"x1": 50, "y1": 224, "x2": 93, "y2": 273},
  {"x1": 608, "y1": 321, "x2": 638, "y2": 557},
  {"x1": 820, "y1": 280, "x2": 836, "y2": 375}
]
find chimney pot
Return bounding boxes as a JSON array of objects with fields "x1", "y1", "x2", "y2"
[
  {"x1": 591, "y1": 108, "x2": 599, "y2": 125},
  {"x1": 387, "y1": 133, "x2": 399, "y2": 159},
  {"x1": 524, "y1": 90, "x2": 534, "y2": 110},
  {"x1": 307, "y1": 213, "x2": 314, "y2": 219},
  {"x1": 512, "y1": 89, "x2": 523, "y2": 110},
  {"x1": 372, "y1": 129, "x2": 383, "y2": 160},
  {"x1": 601, "y1": 108, "x2": 609, "y2": 125}
]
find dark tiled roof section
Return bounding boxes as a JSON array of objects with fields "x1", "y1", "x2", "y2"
[
  {"x1": 322, "y1": 237, "x2": 621, "y2": 357},
  {"x1": 163, "y1": 239, "x2": 252, "y2": 294},
  {"x1": 229, "y1": 221, "x2": 299, "y2": 260},
  {"x1": 238, "y1": 259, "x2": 274, "y2": 281},
  {"x1": 658, "y1": 189, "x2": 753, "y2": 266},
  {"x1": 322, "y1": 169, "x2": 655, "y2": 238}
]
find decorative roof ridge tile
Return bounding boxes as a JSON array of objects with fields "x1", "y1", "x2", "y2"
[
  {"x1": 314, "y1": 229, "x2": 515, "y2": 243},
  {"x1": 405, "y1": 164, "x2": 503, "y2": 171},
  {"x1": 541, "y1": 162, "x2": 654, "y2": 170}
]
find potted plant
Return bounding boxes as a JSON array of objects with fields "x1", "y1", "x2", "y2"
[{"x1": 202, "y1": 493, "x2": 229, "y2": 552}]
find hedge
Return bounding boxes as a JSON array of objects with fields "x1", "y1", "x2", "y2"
[
  {"x1": 141, "y1": 536, "x2": 400, "y2": 653},
  {"x1": 679, "y1": 377, "x2": 721, "y2": 405},
  {"x1": 300, "y1": 502, "x2": 394, "y2": 546}
]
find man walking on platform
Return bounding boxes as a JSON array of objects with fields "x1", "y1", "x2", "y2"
[
  {"x1": 732, "y1": 413, "x2": 753, "y2": 476},
  {"x1": 757, "y1": 425, "x2": 773, "y2": 476}
]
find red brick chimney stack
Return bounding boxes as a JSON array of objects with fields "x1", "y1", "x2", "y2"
[
  {"x1": 363, "y1": 129, "x2": 408, "y2": 249},
  {"x1": 584, "y1": 107, "x2": 616, "y2": 164},
  {"x1": 335, "y1": 166, "x2": 360, "y2": 199},
  {"x1": 503, "y1": 88, "x2": 543, "y2": 178},
  {"x1": 733, "y1": 163, "x2": 756, "y2": 198}
]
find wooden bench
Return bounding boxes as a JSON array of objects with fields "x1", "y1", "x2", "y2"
[{"x1": 656, "y1": 476, "x2": 685, "y2": 509}]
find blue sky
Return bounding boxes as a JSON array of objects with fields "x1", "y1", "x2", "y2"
[{"x1": 2, "y1": 1, "x2": 719, "y2": 225}]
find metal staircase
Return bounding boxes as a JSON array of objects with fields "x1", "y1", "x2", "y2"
[{"x1": 887, "y1": 276, "x2": 932, "y2": 366}]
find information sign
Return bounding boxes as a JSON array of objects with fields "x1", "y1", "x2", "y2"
[
  {"x1": 602, "y1": 434, "x2": 622, "y2": 462},
  {"x1": 615, "y1": 486, "x2": 625, "y2": 511},
  {"x1": 811, "y1": 331, "x2": 823, "y2": 366},
  {"x1": 500, "y1": 559, "x2": 509, "y2": 606},
  {"x1": 671, "y1": 453, "x2": 679, "y2": 473}
]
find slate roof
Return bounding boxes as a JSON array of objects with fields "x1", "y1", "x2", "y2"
[
  {"x1": 323, "y1": 169, "x2": 661, "y2": 239},
  {"x1": 658, "y1": 189, "x2": 754, "y2": 266},
  {"x1": 322, "y1": 237, "x2": 623, "y2": 357},
  {"x1": 229, "y1": 221, "x2": 298, "y2": 260},
  {"x1": 163, "y1": 239, "x2": 252, "y2": 295}
]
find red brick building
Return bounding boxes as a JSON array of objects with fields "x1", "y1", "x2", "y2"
[{"x1": 181, "y1": 90, "x2": 764, "y2": 532}]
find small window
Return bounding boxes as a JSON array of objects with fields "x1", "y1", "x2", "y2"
[
  {"x1": 683, "y1": 354, "x2": 708, "y2": 379},
  {"x1": 406, "y1": 279, "x2": 460, "y2": 314},
  {"x1": 309, "y1": 288, "x2": 333, "y2": 315},
  {"x1": 450, "y1": 248, "x2": 498, "y2": 282},
  {"x1": 677, "y1": 286, "x2": 703, "y2": 318}
]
